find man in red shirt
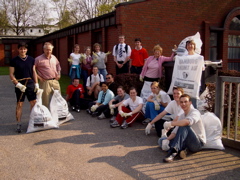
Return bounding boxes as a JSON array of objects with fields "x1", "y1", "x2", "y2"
[
  {"x1": 129, "y1": 38, "x2": 149, "y2": 74},
  {"x1": 66, "y1": 78, "x2": 84, "y2": 113}
]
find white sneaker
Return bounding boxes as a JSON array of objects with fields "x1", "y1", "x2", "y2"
[{"x1": 97, "y1": 113, "x2": 106, "y2": 120}]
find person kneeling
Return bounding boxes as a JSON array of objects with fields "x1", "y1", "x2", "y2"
[{"x1": 160, "y1": 94, "x2": 206, "y2": 163}]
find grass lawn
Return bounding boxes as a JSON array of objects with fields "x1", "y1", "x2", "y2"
[{"x1": 0, "y1": 66, "x2": 70, "y2": 95}]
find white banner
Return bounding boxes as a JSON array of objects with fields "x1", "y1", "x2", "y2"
[{"x1": 168, "y1": 55, "x2": 204, "y2": 99}]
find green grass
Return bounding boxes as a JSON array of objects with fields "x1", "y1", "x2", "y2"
[
  {"x1": 0, "y1": 66, "x2": 9, "y2": 75},
  {"x1": 0, "y1": 66, "x2": 70, "y2": 95}
]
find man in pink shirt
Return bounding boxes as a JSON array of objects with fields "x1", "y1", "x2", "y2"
[{"x1": 35, "y1": 42, "x2": 61, "y2": 108}]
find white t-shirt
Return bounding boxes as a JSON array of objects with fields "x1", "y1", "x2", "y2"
[
  {"x1": 164, "y1": 100, "x2": 183, "y2": 120},
  {"x1": 171, "y1": 108, "x2": 206, "y2": 144},
  {"x1": 86, "y1": 74, "x2": 104, "y2": 87},
  {"x1": 123, "y1": 96, "x2": 143, "y2": 111},
  {"x1": 70, "y1": 53, "x2": 81, "y2": 66},
  {"x1": 149, "y1": 90, "x2": 171, "y2": 104}
]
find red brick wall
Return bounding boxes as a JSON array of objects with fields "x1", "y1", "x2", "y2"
[
  {"x1": 58, "y1": 37, "x2": 68, "y2": 75},
  {"x1": 115, "y1": 0, "x2": 240, "y2": 68}
]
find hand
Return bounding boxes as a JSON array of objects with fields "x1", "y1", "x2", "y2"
[
  {"x1": 92, "y1": 52, "x2": 98, "y2": 57},
  {"x1": 105, "y1": 51, "x2": 111, "y2": 55},
  {"x1": 161, "y1": 129, "x2": 168, "y2": 138},
  {"x1": 145, "y1": 123, "x2": 152, "y2": 135},
  {"x1": 139, "y1": 76, "x2": 143, "y2": 82},
  {"x1": 154, "y1": 101, "x2": 160, "y2": 110},
  {"x1": 124, "y1": 112, "x2": 132, "y2": 117},
  {"x1": 34, "y1": 83, "x2": 39, "y2": 93},
  {"x1": 68, "y1": 58, "x2": 73, "y2": 63},
  {"x1": 119, "y1": 110, "x2": 125, "y2": 117},
  {"x1": 92, "y1": 58, "x2": 98, "y2": 64},
  {"x1": 110, "y1": 108, "x2": 114, "y2": 115},
  {"x1": 16, "y1": 83, "x2": 26, "y2": 92},
  {"x1": 162, "y1": 139, "x2": 170, "y2": 151},
  {"x1": 91, "y1": 105, "x2": 98, "y2": 112},
  {"x1": 56, "y1": 74, "x2": 61, "y2": 80},
  {"x1": 163, "y1": 121, "x2": 173, "y2": 130},
  {"x1": 109, "y1": 104, "x2": 116, "y2": 109}
]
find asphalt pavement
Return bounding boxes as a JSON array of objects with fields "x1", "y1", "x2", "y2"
[{"x1": 0, "y1": 75, "x2": 240, "y2": 180}]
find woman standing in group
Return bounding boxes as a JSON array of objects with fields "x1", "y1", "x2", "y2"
[
  {"x1": 81, "y1": 46, "x2": 93, "y2": 91},
  {"x1": 69, "y1": 44, "x2": 81, "y2": 82},
  {"x1": 140, "y1": 44, "x2": 176, "y2": 112},
  {"x1": 92, "y1": 43, "x2": 110, "y2": 81}
]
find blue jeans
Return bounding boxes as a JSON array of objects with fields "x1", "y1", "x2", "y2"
[
  {"x1": 145, "y1": 102, "x2": 165, "y2": 120},
  {"x1": 98, "y1": 68, "x2": 108, "y2": 81},
  {"x1": 169, "y1": 126, "x2": 203, "y2": 152}
]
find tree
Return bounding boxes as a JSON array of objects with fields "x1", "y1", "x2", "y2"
[
  {"x1": 0, "y1": 0, "x2": 37, "y2": 35},
  {"x1": 0, "y1": 10, "x2": 9, "y2": 35}
]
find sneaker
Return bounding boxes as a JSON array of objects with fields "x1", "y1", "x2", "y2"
[
  {"x1": 121, "y1": 120, "x2": 128, "y2": 129},
  {"x1": 163, "y1": 152, "x2": 177, "y2": 163},
  {"x1": 179, "y1": 149, "x2": 187, "y2": 159},
  {"x1": 92, "y1": 112, "x2": 98, "y2": 117},
  {"x1": 71, "y1": 106, "x2": 75, "y2": 111},
  {"x1": 16, "y1": 124, "x2": 22, "y2": 133},
  {"x1": 142, "y1": 118, "x2": 151, "y2": 125},
  {"x1": 98, "y1": 113, "x2": 106, "y2": 120},
  {"x1": 110, "y1": 120, "x2": 120, "y2": 128},
  {"x1": 76, "y1": 108, "x2": 80, "y2": 113},
  {"x1": 86, "y1": 109, "x2": 92, "y2": 115},
  {"x1": 109, "y1": 116, "x2": 116, "y2": 123}
]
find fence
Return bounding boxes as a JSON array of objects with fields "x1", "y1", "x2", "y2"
[{"x1": 214, "y1": 76, "x2": 240, "y2": 150}]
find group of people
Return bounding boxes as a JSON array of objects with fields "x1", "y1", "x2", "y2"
[{"x1": 10, "y1": 35, "x2": 206, "y2": 163}]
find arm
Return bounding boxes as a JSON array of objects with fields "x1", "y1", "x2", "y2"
[
  {"x1": 131, "y1": 103, "x2": 143, "y2": 114},
  {"x1": 147, "y1": 95, "x2": 154, "y2": 102},
  {"x1": 32, "y1": 65, "x2": 38, "y2": 84},
  {"x1": 9, "y1": 67, "x2": 18, "y2": 85},
  {"x1": 170, "y1": 119, "x2": 190, "y2": 127}
]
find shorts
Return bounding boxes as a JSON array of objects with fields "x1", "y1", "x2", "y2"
[{"x1": 15, "y1": 82, "x2": 36, "y2": 102}]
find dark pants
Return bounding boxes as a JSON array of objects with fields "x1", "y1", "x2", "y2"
[
  {"x1": 102, "y1": 101, "x2": 119, "y2": 118},
  {"x1": 155, "y1": 119, "x2": 173, "y2": 137},
  {"x1": 69, "y1": 89, "x2": 92, "y2": 109},
  {"x1": 130, "y1": 66, "x2": 143, "y2": 74},
  {"x1": 116, "y1": 61, "x2": 129, "y2": 74},
  {"x1": 88, "y1": 102, "x2": 108, "y2": 116}
]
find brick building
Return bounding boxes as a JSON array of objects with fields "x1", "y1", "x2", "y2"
[{"x1": 1, "y1": 0, "x2": 240, "y2": 74}]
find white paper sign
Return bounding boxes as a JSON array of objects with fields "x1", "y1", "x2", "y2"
[{"x1": 168, "y1": 54, "x2": 204, "y2": 99}]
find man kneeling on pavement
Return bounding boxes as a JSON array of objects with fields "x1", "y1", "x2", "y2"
[{"x1": 159, "y1": 94, "x2": 206, "y2": 162}]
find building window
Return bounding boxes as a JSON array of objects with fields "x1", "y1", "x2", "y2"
[
  {"x1": 228, "y1": 16, "x2": 240, "y2": 71},
  {"x1": 210, "y1": 32, "x2": 218, "y2": 60},
  {"x1": 39, "y1": 29, "x2": 41, "y2": 33},
  {"x1": 30, "y1": 29, "x2": 33, "y2": 32},
  {"x1": 4, "y1": 44, "x2": 11, "y2": 64}
]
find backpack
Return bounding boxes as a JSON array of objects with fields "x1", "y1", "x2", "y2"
[{"x1": 115, "y1": 44, "x2": 129, "y2": 55}]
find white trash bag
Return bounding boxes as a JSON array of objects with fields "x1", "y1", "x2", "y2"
[
  {"x1": 27, "y1": 89, "x2": 59, "y2": 133},
  {"x1": 50, "y1": 89, "x2": 74, "y2": 125},
  {"x1": 201, "y1": 112, "x2": 225, "y2": 150},
  {"x1": 197, "y1": 87, "x2": 209, "y2": 114},
  {"x1": 176, "y1": 32, "x2": 202, "y2": 56}
]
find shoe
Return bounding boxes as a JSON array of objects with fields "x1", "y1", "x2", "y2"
[
  {"x1": 16, "y1": 124, "x2": 22, "y2": 133},
  {"x1": 72, "y1": 106, "x2": 75, "y2": 111},
  {"x1": 109, "y1": 116, "x2": 116, "y2": 123},
  {"x1": 163, "y1": 148, "x2": 178, "y2": 163},
  {"x1": 110, "y1": 120, "x2": 120, "y2": 128},
  {"x1": 86, "y1": 109, "x2": 92, "y2": 115},
  {"x1": 97, "y1": 113, "x2": 106, "y2": 120},
  {"x1": 76, "y1": 108, "x2": 80, "y2": 113},
  {"x1": 121, "y1": 120, "x2": 128, "y2": 129},
  {"x1": 142, "y1": 118, "x2": 151, "y2": 125},
  {"x1": 179, "y1": 149, "x2": 187, "y2": 159},
  {"x1": 92, "y1": 112, "x2": 98, "y2": 117}
]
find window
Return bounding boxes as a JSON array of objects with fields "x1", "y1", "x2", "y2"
[
  {"x1": 210, "y1": 32, "x2": 218, "y2": 60},
  {"x1": 228, "y1": 16, "x2": 240, "y2": 71},
  {"x1": 39, "y1": 29, "x2": 41, "y2": 33},
  {"x1": 4, "y1": 44, "x2": 11, "y2": 64}
]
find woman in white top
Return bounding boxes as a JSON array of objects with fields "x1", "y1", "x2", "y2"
[
  {"x1": 143, "y1": 81, "x2": 171, "y2": 125},
  {"x1": 110, "y1": 87, "x2": 144, "y2": 129},
  {"x1": 69, "y1": 44, "x2": 81, "y2": 81}
]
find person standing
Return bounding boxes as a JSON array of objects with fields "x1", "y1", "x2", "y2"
[
  {"x1": 92, "y1": 43, "x2": 109, "y2": 81},
  {"x1": 68, "y1": 44, "x2": 81, "y2": 82},
  {"x1": 9, "y1": 42, "x2": 39, "y2": 133},
  {"x1": 112, "y1": 35, "x2": 131, "y2": 74},
  {"x1": 129, "y1": 38, "x2": 148, "y2": 74},
  {"x1": 35, "y1": 42, "x2": 61, "y2": 108}
]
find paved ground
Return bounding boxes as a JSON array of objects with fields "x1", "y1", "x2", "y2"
[{"x1": 0, "y1": 75, "x2": 240, "y2": 180}]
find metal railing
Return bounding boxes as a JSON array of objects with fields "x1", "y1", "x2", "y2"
[{"x1": 214, "y1": 76, "x2": 240, "y2": 150}]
